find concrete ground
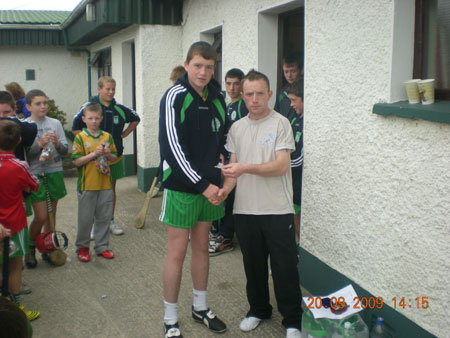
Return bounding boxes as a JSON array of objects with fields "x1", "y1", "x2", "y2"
[{"x1": 22, "y1": 175, "x2": 304, "y2": 338}]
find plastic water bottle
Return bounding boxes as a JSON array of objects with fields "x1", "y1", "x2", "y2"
[
  {"x1": 342, "y1": 322, "x2": 355, "y2": 338},
  {"x1": 302, "y1": 310, "x2": 333, "y2": 338},
  {"x1": 370, "y1": 317, "x2": 388, "y2": 338},
  {"x1": 301, "y1": 309, "x2": 332, "y2": 338},
  {"x1": 353, "y1": 314, "x2": 369, "y2": 338},
  {"x1": 331, "y1": 314, "x2": 369, "y2": 338}
]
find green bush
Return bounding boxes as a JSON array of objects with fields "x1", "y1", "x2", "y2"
[
  {"x1": 46, "y1": 98, "x2": 74, "y2": 142},
  {"x1": 46, "y1": 98, "x2": 67, "y2": 127}
]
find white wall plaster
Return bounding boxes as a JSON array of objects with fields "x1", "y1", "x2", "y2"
[
  {"x1": 303, "y1": 0, "x2": 448, "y2": 335},
  {"x1": 0, "y1": 46, "x2": 87, "y2": 128}
]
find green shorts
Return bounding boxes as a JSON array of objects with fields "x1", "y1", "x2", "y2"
[
  {"x1": 29, "y1": 172, "x2": 67, "y2": 203},
  {"x1": 0, "y1": 228, "x2": 29, "y2": 260},
  {"x1": 159, "y1": 189, "x2": 224, "y2": 229},
  {"x1": 110, "y1": 158, "x2": 124, "y2": 181},
  {"x1": 25, "y1": 196, "x2": 33, "y2": 217},
  {"x1": 294, "y1": 203, "x2": 301, "y2": 215}
]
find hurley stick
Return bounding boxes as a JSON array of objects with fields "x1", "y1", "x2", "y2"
[{"x1": 134, "y1": 175, "x2": 159, "y2": 229}]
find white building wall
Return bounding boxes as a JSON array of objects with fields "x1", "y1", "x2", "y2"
[
  {"x1": 182, "y1": 0, "x2": 303, "y2": 107},
  {"x1": 88, "y1": 24, "x2": 182, "y2": 168},
  {"x1": 88, "y1": 25, "x2": 139, "y2": 158},
  {"x1": 135, "y1": 25, "x2": 182, "y2": 169},
  {"x1": 0, "y1": 46, "x2": 87, "y2": 127},
  {"x1": 304, "y1": 0, "x2": 449, "y2": 335}
]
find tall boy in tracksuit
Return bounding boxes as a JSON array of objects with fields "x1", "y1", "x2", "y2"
[{"x1": 159, "y1": 41, "x2": 228, "y2": 338}]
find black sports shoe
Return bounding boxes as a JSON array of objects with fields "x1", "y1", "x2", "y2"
[
  {"x1": 42, "y1": 253, "x2": 50, "y2": 262},
  {"x1": 25, "y1": 245, "x2": 37, "y2": 268},
  {"x1": 164, "y1": 322, "x2": 183, "y2": 338},
  {"x1": 192, "y1": 307, "x2": 227, "y2": 333},
  {"x1": 209, "y1": 235, "x2": 234, "y2": 256}
]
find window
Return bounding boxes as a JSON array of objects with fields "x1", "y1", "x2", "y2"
[
  {"x1": 212, "y1": 32, "x2": 222, "y2": 84},
  {"x1": 414, "y1": 0, "x2": 450, "y2": 100},
  {"x1": 277, "y1": 8, "x2": 304, "y2": 94},
  {"x1": 92, "y1": 48, "x2": 112, "y2": 78},
  {"x1": 25, "y1": 69, "x2": 35, "y2": 80},
  {"x1": 200, "y1": 25, "x2": 222, "y2": 85}
]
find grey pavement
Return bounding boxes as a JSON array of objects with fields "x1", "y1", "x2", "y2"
[{"x1": 23, "y1": 175, "x2": 304, "y2": 338}]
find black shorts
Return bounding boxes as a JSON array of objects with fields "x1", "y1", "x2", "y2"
[{"x1": 292, "y1": 165, "x2": 303, "y2": 206}]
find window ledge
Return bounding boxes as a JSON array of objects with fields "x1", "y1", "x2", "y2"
[{"x1": 373, "y1": 100, "x2": 450, "y2": 124}]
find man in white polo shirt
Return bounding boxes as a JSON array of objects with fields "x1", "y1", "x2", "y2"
[{"x1": 213, "y1": 69, "x2": 302, "y2": 338}]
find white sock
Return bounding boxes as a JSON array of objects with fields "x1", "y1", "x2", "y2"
[
  {"x1": 163, "y1": 300, "x2": 178, "y2": 325},
  {"x1": 193, "y1": 289, "x2": 207, "y2": 311}
]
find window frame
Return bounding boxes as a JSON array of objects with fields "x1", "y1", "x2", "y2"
[
  {"x1": 277, "y1": 8, "x2": 304, "y2": 95},
  {"x1": 413, "y1": 0, "x2": 450, "y2": 100}
]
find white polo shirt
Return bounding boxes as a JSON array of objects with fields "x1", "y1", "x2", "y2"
[{"x1": 225, "y1": 110, "x2": 295, "y2": 215}]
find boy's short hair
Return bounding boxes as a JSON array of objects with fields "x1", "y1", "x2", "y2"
[
  {"x1": 170, "y1": 65, "x2": 186, "y2": 83},
  {"x1": 0, "y1": 91, "x2": 15, "y2": 108},
  {"x1": 285, "y1": 80, "x2": 304, "y2": 100},
  {"x1": 242, "y1": 69, "x2": 270, "y2": 91},
  {"x1": 225, "y1": 68, "x2": 244, "y2": 81},
  {"x1": 25, "y1": 89, "x2": 46, "y2": 105},
  {"x1": 0, "y1": 119, "x2": 21, "y2": 151},
  {"x1": 186, "y1": 41, "x2": 217, "y2": 63},
  {"x1": 4, "y1": 82, "x2": 25, "y2": 100},
  {"x1": 0, "y1": 297, "x2": 28, "y2": 338},
  {"x1": 98, "y1": 76, "x2": 116, "y2": 89},
  {"x1": 282, "y1": 52, "x2": 303, "y2": 70},
  {"x1": 83, "y1": 102, "x2": 102, "y2": 116}
]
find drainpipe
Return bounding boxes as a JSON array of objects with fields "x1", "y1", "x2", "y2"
[{"x1": 62, "y1": 29, "x2": 91, "y2": 100}]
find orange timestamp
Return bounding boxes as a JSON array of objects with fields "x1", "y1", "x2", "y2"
[
  {"x1": 307, "y1": 296, "x2": 384, "y2": 310},
  {"x1": 392, "y1": 297, "x2": 429, "y2": 309}
]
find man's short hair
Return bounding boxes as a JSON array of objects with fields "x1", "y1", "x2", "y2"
[
  {"x1": 83, "y1": 102, "x2": 102, "y2": 116},
  {"x1": 5, "y1": 82, "x2": 25, "y2": 100},
  {"x1": 98, "y1": 76, "x2": 116, "y2": 89},
  {"x1": 242, "y1": 69, "x2": 270, "y2": 91},
  {"x1": 0, "y1": 91, "x2": 15, "y2": 108},
  {"x1": 282, "y1": 52, "x2": 303, "y2": 70},
  {"x1": 285, "y1": 80, "x2": 304, "y2": 100},
  {"x1": 225, "y1": 68, "x2": 244, "y2": 81},
  {"x1": 25, "y1": 89, "x2": 46, "y2": 105},
  {"x1": 0, "y1": 119, "x2": 21, "y2": 151},
  {"x1": 186, "y1": 41, "x2": 217, "y2": 63},
  {"x1": 0, "y1": 297, "x2": 28, "y2": 338},
  {"x1": 170, "y1": 65, "x2": 186, "y2": 83}
]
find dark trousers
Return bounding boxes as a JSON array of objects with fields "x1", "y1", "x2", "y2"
[
  {"x1": 235, "y1": 214, "x2": 302, "y2": 329},
  {"x1": 217, "y1": 188, "x2": 235, "y2": 239}
]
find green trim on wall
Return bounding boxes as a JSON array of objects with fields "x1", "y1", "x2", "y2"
[
  {"x1": 299, "y1": 248, "x2": 436, "y2": 338},
  {"x1": 373, "y1": 100, "x2": 450, "y2": 124},
  {"x1": 137, "y1": 165, "x2": 158, "y2": 192},
  {"x1": 123, "y1": 154, "x2": 135, "y2": 177},
  {"x1": 65, "y1": 0, "x2": 183, "y2": 46}
]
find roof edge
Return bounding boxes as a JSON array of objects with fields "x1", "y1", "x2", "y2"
[
  {"x1": 61, "y1": 0, "x2": 89, "y2": 29},
  {"x1": 0, "y1": 24, "x2": 61, "y2": 30}
]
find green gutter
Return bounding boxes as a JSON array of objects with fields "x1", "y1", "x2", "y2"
[{"x1": 62, "y1": 29, "x2": 91, "y2": 99}]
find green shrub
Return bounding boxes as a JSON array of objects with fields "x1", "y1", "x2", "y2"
[
  {"x1": 45, "y1": 98, "x2": 74, "y2": 143},
  {"x1": 46, "y1": 98, "x2": 67, "y2": 127}
]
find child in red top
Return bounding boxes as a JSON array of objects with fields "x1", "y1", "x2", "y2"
[{"x1": 0, "y1": 119, "x2": 40, "y2": 321}]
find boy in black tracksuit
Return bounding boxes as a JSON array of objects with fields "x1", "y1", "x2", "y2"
[
  {"x1": 159, "y1": 41, "x2": 228, "y2": 338},
  {"x1": 285, "y1": 81, "x2": 304, "y2": 245},
  {"x1": 159, "y1": 72, "x2": 227, "y2": 194},
  {"x1": 274, "y1": 52, "x2": 303, "y2": 121},
  {"x1": 209, "y1": 68, "x2": 248, "y2": 256}
]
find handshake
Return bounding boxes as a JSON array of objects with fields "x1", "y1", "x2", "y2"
[
  {"x1": 203, "y1": 162, "x2": 243, "y2": 206},
  {"x1": 203, "y1": 184, "x2": 228, "y2": 206}
]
